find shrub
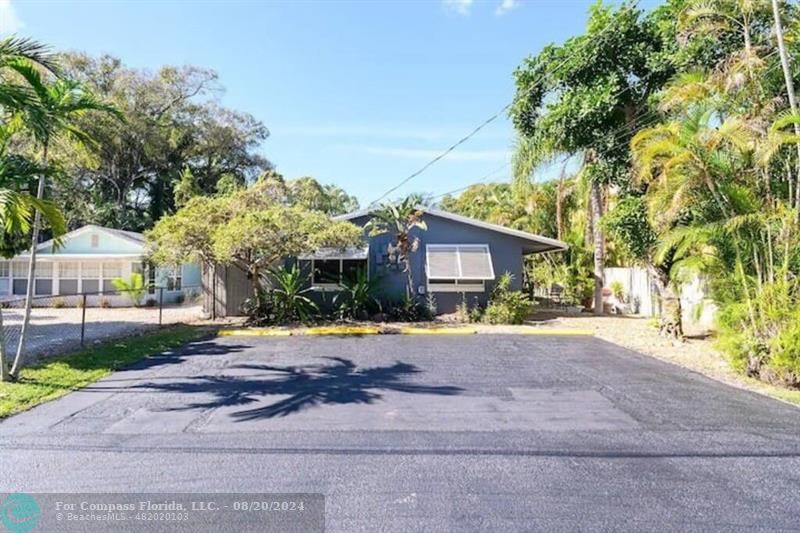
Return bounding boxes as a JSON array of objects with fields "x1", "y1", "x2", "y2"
[
  {"x1": 173, "y1": 293, "x2": 186, "y2": 305},
  {"x1": 610, "y1": 280, "x2": 625, "y2": 302},
  {"x1": 112, "y1": 273, "x2": 147, "y2": 306},
  {"x1": 455, "y1": 297, "x2": 470, "y2": 323},
  {"x1": 386, "y1": 294, "x2": 431, "y2": 322},
  {"x1": 241, "y1": 289, "x2": 277, "y2": 326},
  {"x1": 482, "y1": 272, "x2": 534, "y2": 325},
  {"x1": 768, "y1": 319, "x2": 800, "y2": 386},
  {"x1": 99, "y1": 296, "x2": 111, "y2": 308},
  {"x1": 455, "y1": 294, "x2": 484, "y2": 323},
  {"x1": 145, "y1": 297, "x2": 158, "y2": 308},
  {"x1": 715, "y1": 279, "x2": 800, "y2": 387},
  {"x1": 333, "y1": 269, "x2": 381, "y2": 320},
  {"x1": 269, "y1": 264, "x2": 319, "y2": 324},
  {"x1": 52, "y1": 297, "x2": 65, "y2": 309}
]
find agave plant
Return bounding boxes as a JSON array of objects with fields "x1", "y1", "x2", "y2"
[
  {"x1": 333, "y1": 269, "x2": 382, "y2": 320},
  {"x1": 270, "y1": 263, "x2": 319, "y2": 324}
]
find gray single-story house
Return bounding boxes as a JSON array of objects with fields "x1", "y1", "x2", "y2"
[{"x1": 204, "y1": 207, "x2": 566, "y2": 316}]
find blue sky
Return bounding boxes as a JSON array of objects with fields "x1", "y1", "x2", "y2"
[{"x1": 2, "y1": 0, "x2": 659, "y2": 206}]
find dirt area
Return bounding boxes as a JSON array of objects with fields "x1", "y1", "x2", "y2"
[{"x1": 3, "y1": 304, "x2": 206, "y2": 360}]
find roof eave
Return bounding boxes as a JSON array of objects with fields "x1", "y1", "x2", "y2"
[{"x1": 336, "y1": 206, "x2": 568, "y2": 252}]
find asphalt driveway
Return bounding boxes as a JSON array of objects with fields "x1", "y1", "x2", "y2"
[{"x1": 1, "y1": 334, "x2": 800, "y2": 531}]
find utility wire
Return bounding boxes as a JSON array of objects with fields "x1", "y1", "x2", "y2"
[{"x1": 368, "y1": 25, "x2": 619, "y2": 206}]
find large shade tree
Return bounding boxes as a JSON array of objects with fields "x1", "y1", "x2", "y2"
[
  {"x1": 49, "y1": 53, "x2": 272, "y2": 230},
  {"x1": 509, "y1": 1, "x2": 676, "y2": 315}
]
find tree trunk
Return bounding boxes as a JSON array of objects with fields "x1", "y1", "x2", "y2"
[
  {"x1": 556, "y1": 179, "x2": 564, "y2": 240},
  {"x1": 771, "y1": 0, "x2": 800, "y2": 217},
  {"x1": 590, "y1": 180, "x2": 604, "y2": 315},
  {"x1": 0, "y1": 306, "x2": 8, "y2": 382},
  {"x1": 10, "y1": 144, "x2": 49, "y2": 379},
  {"x1": 648, "y1": 264, "x2": 684, "y2": 340}
]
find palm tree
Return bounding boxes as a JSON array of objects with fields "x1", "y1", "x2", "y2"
[
  {"x1": 770, "y1": 0, "x2": 800, "y2": 214},
  {"x1": 365, "y1": 194, "x2": 427, "y2": 299},
  {"x1": 0, "y1": 178, "x2": 64, "y2": 380},
  {"x1": 0, "y1": 37, "x2": 59, "y2": 113},
  {"x1": 631, "y1": 103, "x2": 756, "y2": 337},
  {"x1": 0, "y1": 148, "x2": 64, "y2": 382},
  {"x1": 7, "y1": 64, "x2": 122, "y2": 379}
]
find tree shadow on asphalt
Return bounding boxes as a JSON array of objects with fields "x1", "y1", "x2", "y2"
[{"x1": 133, "y1": 356, "x2": 464, "y2": 421}]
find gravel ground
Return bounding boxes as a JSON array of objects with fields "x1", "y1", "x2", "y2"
[{"x1": 0, "y1": 305, "x2": 205, "y2": 361}]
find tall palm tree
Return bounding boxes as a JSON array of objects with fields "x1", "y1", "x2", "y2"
[
  {"x1": 7, "y1": 64, "x2": 122, "y2": 379},
  {"x1": 365, "y1": 194, "x2": 427, "y2": 299},
  {"x1": 770, "y1": 0, "x2": 800, "y2": 214}
]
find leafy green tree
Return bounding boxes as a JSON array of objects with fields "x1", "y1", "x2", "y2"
[
  {"x1": 365, "y1": 194, "x2": 427, "y2": 299},
  {"x1": 50, "y1": 53, "x2": 271, "y2": 229},
  {"x1": 286, "y1": 176, "x2": 359, "y2": 215},
  {"x1": 147, "y1": 180, "x2": 363, "y2": 302},
  {"x1": 173, "y1": 167, "x2": 202, "y2": 208},
  {"x1": 510, "y1": 1, "x2": 676, "y2": 315}
]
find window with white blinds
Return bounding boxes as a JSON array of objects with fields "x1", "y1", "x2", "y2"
[
  {"x1": 102, "y1": 262, "x2": 122, "y2": 279},
  {"x1": 35, "y1": 262, "x2": 52, "y2": 278},
  {"x1": 58, "y1": 262, "x2": 79, "y2": 279},
  {"x1": 12, "y1": 261, "x2": 28, "y2": 277},
  {"x1": 81, "y1": 262, "x2": 101, "y2": 279},
  {"x1": 426, "y1": 245, "x2": 494, "y2": 280},
  {"x1": 426, "y1": 244, "x2": 494, "y2": 293}
]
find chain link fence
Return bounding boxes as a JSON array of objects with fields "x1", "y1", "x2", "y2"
[{"x1": 0, "y1": 285, "x2": 205, "y2": 364}]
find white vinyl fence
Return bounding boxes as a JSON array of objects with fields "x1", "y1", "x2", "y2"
[{"x1": 603, "y1": 267, "x2": 717, "y2": 330}]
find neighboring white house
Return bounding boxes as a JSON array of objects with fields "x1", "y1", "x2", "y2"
[{"x1": 2, "y1": 225, "x2": 201, "y2": 306}]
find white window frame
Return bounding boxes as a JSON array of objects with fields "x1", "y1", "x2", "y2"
[
  {"x1": 425, "y1": 244, "x2": 494, "y2": 293},
  {"x1": 166, "y1": 266, "x2": 183, "y2": 292}
]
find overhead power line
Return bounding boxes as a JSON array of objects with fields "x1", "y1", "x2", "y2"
[{"x1": 368, "y1": 24, "x2": 619, "y2": 206}]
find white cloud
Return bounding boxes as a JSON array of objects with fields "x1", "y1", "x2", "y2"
[
  {"x1": 443, "y1": 0, "x2": 473, "y2": 16},
  {"x1": 495, "y1": 0, "x2": 521, "y2": 16},
  {"x1": 340, "y1": 145, "x2": 512, "y2": 162},
  {"x1": 0, "y1": 0, "x2": 22, "y2": 35},
  {"x1": 280, "y1": 123, "x2": 507, "y2": 142}
]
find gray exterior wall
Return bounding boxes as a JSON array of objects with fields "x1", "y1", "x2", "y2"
[
  {"x1": 349, "y1": 213, "x2": 527, "y2": 314},
  {"x1": 202, "y1": 262, "x2": 254, "y2": 318}
]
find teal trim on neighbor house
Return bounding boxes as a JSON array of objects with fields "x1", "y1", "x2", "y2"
[{"x1": 5, "y1": 225, "x2": 200, "y2": 306}]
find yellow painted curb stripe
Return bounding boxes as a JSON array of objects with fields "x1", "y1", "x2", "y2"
[
  {"x1": 305, "y1": 326, "x2": 381, "y2": 336},
  {"x1": 516, "y1": 328, "x2": 593, "y2": 336},
  {"x1": 218, "y1": 327, "x2": 593, "y2": 337},
  {"x1": 218, "y1": 329, "x2": 292, "y2": 337},
  {"x1": 400, "y1": 327, "x2": 477, "y2": 335}
]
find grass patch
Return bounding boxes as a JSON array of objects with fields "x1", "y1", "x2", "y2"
[{"x1": 0, "y1": 324, "x2": 212, "y2": 419}]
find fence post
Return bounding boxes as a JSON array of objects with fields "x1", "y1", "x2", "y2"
[
  {"x1": 158, "y1": 287, "x2": 164, "y2": 327},
  {"x1": 80, "y1": 293, "x2": 87, "y2": 347}
]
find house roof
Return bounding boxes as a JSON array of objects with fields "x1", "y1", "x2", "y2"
[
  {"x1": 35, "y1": 224, "x2": 145, "y2": 252},
  {"x1": 334, "y1": 206, "x2": 568, "y2": 253}
]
